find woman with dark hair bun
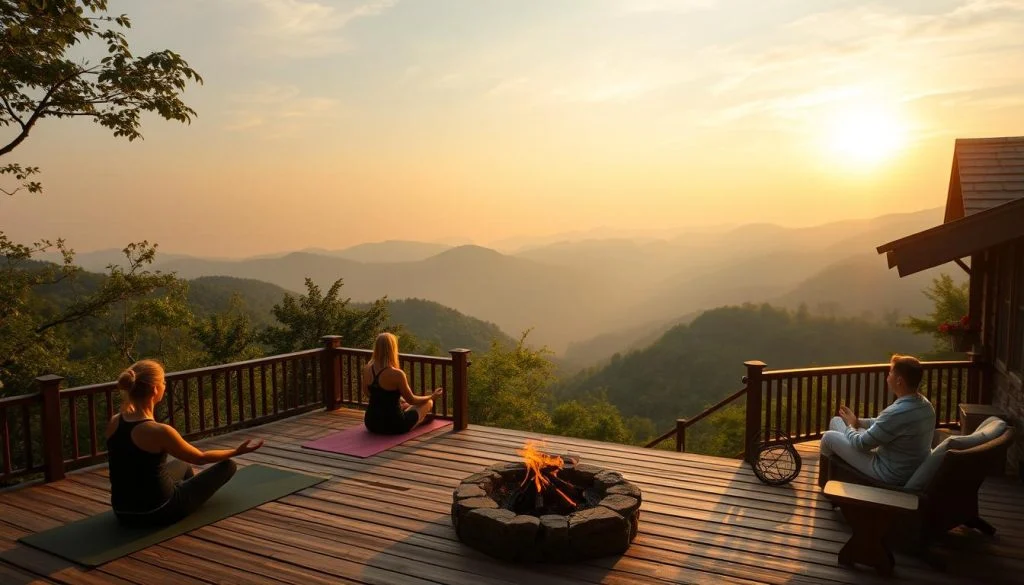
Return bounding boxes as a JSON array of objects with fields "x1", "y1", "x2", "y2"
[{"x1": 106, "y1": 360, "x2": 264, "y2": 527}]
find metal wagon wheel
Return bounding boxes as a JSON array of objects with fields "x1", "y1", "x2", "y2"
[{"x1": 748, "y1": 428, "x2": 802, "y2": 486}]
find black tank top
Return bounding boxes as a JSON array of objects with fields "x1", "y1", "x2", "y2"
[
  {"x1": 364, "y1": 366, "x2": 404, "y2": 432},
  {"x1": 106, "y1": 417, "x2": 175, "y2": 513}
]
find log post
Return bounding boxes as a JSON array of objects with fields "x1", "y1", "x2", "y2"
[
  {"x1": 38, "y1": 374, "x2": 66, "y2": 483},
  {"x1": 450, "y1": 349, "x2": 471, "y2": 431},
  {"x1": 320, "y1": 335, "x2": 342, "y2": 411}
]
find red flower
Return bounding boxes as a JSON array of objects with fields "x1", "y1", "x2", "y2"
[
  {"x1": 939, "y1": 323, "x2": 951, "y2": 333},
  {"x1": 960, "y1": 315, "x2": 970, "y2": 327}
]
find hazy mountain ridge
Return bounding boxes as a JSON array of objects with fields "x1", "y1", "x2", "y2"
[{"x1": 151, "y1": 208, "x2": 947, "y2": 355}]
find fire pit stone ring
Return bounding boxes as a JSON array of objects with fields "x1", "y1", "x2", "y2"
[{"x1": 451, "y1": 458, "x2": 641, "y2": 562}]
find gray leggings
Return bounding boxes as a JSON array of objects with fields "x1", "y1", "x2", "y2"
[{"x1": 115, "y1": 459, "x2": 237, "y2": 528}]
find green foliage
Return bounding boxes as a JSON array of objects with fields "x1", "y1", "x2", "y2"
[
  {"x1": 0, "y1": 0, "x2": 202, "y2": 194},
  {"x1": 383, "y1": 298, "x2": 515, "y2": 353},
  {"x1": 686, "y1": 405, "x2": 746, "y2": 458},
  {"x1": 192, "y1": 294, "x2": 263, "y2": 364},
  {"x1": 468, "y1": 332, "x2": 556, "y2": 432},
  {"x1": 261, "y1": 278, "x2": 392, "y2": 353},
  {"x1": 550, "y1": 393, "x2": 632, "y2": 444},
  {"x1": 1, "y1": 239, "x2": 192, "y2": 394},
  {"x1": 187, "y1": 276, "x2": 289, "y2": 328},
  {"x1": 903, "y1": 273, "x2": 970, "y2": 352},
  {"x1": 555, "y1": 303, "x2": 931, "y2": 430}
]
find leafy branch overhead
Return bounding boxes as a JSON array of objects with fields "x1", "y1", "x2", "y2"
[{"x1": 0, "y1": 0, "x2": 202, "y2": 193}]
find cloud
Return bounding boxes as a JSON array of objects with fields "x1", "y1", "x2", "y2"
[
  {"x1": 223, "y1": 85, "x2": 343, "y2": 134},
  {"x1": 618, "y1": 0, "x2": 718, "y2": 15},
  {"x1": 696, "y1": 0, "x2": 1024, "y2": 125},
  {"x1": 232, "y1": 0, "x2": 396, "y2": 58}
]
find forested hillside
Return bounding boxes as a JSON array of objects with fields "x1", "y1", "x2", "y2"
[{"x1": 554, "y1": 303, "x2": 932, "y2": 430}]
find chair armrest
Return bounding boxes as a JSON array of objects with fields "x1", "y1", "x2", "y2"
[{"x1": 824, "y1": 481, "x2": 919, "y2": 512}]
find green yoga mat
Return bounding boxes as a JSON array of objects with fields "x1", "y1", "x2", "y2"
[{"x1": 19, "y1": 463, "x2": 326, "y2": 567}]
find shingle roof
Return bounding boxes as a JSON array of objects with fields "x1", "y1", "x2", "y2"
[{"x1": 945, "y1": 136, "x2": 1024, "y2": 222}]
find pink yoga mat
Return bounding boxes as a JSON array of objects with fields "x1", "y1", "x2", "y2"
[{"x1": 302, "y1": 419, "x2": 453, "y2": 458}]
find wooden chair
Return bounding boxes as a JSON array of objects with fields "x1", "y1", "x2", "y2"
[{"x1": 818, "y1": 428, "x2": 1015, "y2": 574}]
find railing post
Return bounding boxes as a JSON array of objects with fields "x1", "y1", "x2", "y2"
[
  {"x1": 320, "y1": 335, "x2": 342, "y2": 411},
  {"x1": 38, "y1": 374, "x2": 65, "y2": 483},
  {"x1": 742, "y1": 361, "x2": 767, "y2": 463},
  {"x1": 676, "y1": 418, "x2": 687, "y2": 452},
  {"x1": 450, "y1": 348, "x2": 471, "y2": 431}
]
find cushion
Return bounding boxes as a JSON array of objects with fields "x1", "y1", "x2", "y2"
[
  {"x1": 904, "y1": 438, "x2": 952, "y2": 491},
  {"x1": 948, "y1": 416, "x2": 1007, "y2": 450},
  {"x1": 903, "y1": 416, "x2": 1007, "y2": 491}
]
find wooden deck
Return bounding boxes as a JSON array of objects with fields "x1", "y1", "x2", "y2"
[{"x1": 1, "y1": 408, "x2": 1022, "y2": 585}]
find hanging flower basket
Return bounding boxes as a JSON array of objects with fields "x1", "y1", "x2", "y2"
[{"x1": 939, "y1": 316, "x2": 975, "y2": 353}]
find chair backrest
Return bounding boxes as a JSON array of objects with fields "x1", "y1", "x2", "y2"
[{"x1": 924, "y1": 426, "x2": 1014, "y2": 497}]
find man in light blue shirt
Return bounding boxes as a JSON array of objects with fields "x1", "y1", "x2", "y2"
[{"x1": 820, "y1": 355, "x2": 935, "y2": 486}]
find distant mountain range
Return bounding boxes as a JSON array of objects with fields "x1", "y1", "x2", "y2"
[{"x1": 59, "y1": 207, "x2": 950, "y2": 356}]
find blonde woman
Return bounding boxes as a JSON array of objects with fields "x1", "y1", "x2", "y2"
[
  {"x1": 362, "y1": 333, "x2": 443, "y2": 434},
  {"x1": 105, "y1": 360, "x2": 263, "y2": 527}
]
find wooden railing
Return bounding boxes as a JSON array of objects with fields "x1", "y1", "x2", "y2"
[
  {"x1": 0, "y1": 336, "x2": 471, "y2": 485},
  {"x1": 646, "y1": 358, "x2": 987, "y2": 458}
]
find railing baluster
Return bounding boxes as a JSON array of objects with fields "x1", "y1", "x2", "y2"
[
  {"x1": 224, "y1": 368, "x2": 233, "y2": 426},
  {"x1": 249, "y1": 366, "x2": 258, "y2": 420},
  {"x1": 22, "y1": 404, "x2": 33, "y2": 470},
  {"x1": 813, "y1": 375, "x2": 822, "y2": 437},
  {"x1": 183, "y1": 376, "x2": 192, "y2": 434},
  {"x1": 431, "y1": 364, "x2": 438, "y2": 415},
  {"x1": 298, "y1": 358, "x2": 306, "y2": 406},
  {"x1": 2, "y1": 408, "x2": 11, "y2": 476},
  {"x1": 773, "y1": 377, "x2": 782, "y2": 442},
  {"x1": 69, "y1": 395, "x2": 80, "y2": 460},
  {"x1": 167, "y1": 379, "x2": 176, "y2": 429},
  {"x1": 88, "y1": 393, "x2": 98, "y2": 456},
  {"x1": 236, "y1": 367, "x2": 244, "y2": 422},
  {"x1": 272, "y1": 360, "x2": 279, "y2": 414},
  {"x1": 794, "y1": 375, "x2": 803, "y2": 439},
  {"x1": 260, "y1": 365, "x2": 268, "y2": 417},
  {"x1": 442, "y1": 364, "x2": 449, "y2": 417},
  {"x1": 212, "y1": 371, "x2": 221, "y2": 429}
]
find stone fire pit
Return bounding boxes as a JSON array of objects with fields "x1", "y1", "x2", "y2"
[{"x1": 451, "y1": 459, "x2": 642, "y2": 562}]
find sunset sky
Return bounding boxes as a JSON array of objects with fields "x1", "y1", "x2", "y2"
[{"x1": 3, "y1": 0, "x2": 1024, "y2": 257}]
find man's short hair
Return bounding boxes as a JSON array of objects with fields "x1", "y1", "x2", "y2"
[{"x1": 890, "y1": 354, "x2": 924, "y2": 390}]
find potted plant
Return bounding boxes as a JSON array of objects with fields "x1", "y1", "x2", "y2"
[{"x1": 938, "y1": 315, "x2": 975, "y2": 352}]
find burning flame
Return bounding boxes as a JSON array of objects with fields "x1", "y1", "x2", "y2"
[{"x1": 517, "y1": 441, "x2": 577, "y2": 508}]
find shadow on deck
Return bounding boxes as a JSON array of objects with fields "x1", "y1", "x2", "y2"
[{"x1": 1, "y1": 407, "x2": 1022, "y2": 585}]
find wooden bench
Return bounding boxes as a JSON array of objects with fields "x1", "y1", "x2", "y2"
[{"x1": 823, "y1": 480, "x2": 919, "y2": 576}]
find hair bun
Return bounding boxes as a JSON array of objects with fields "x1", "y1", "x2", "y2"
[{"x1": 117, "y1": 368, "x2": 137, "y2": 393}]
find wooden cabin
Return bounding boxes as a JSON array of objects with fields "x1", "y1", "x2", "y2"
[{"x1": 878, "y1": 136, "x2": 1024, "y2": 476}]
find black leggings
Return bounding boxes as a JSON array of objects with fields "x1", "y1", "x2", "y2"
[{"x1": 115, "y1": 459, "x2": 237, "y2": 528}]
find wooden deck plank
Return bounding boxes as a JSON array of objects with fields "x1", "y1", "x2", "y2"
[{"x1": 2, "y1": 408, "x2": 1021, "y2": 585}]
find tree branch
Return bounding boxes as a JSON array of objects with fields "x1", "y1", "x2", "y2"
[
  {"x1": 0, "y1": 96, "x2": 25, "y2": 129},
  {"x1": 0, "y1": 66, "x2": 93, "y2": 157}
]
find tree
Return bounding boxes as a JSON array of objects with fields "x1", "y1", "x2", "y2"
[
  {"x1": 904, "y1": 274, "x2": 969, "y2": 352},
  {"x1": 192, "y1": 294, "x2": 264, "y2": 365},
  {"x1": 468, "y1": 332, "x2": 555, "y2": 433},
  {"x1": 1, "y1": 240, "x2": 192, "y2": 394},
  {"x1": 262, "y1": 278, "x2": 393, "y2": 353},
  {"x1": 550, "y1": 393, "x2": 632, "y2": 444},
  {"x1": 1, "y1": 0, "x2": 202, "y2": 195},
  {"x1": 0, "y1": 1, "x2": 202, "y2": 393}
]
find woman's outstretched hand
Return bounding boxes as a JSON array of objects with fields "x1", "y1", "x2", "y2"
[
  {"x1": 234, "y1": 439, "x2": 265, "y2": 456},
  {"x1": 431, "y1": 388, "x2": 444, "y2": 398}
]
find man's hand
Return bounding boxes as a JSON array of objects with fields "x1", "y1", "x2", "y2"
[{"x1": 838, "y1": 405, "x2": 858, "y2": 428}]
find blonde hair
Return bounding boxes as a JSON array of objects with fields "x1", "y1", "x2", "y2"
[
  {"x1": 371, "y1": 333, "x2": 400, "y2": 370},
  {"x1": 117, "y1": 360, "x2": 165, "y2": 406}
]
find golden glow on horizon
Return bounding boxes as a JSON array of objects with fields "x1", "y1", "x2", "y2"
[{"x1": 829, "y1": 104, "x2": 908, "y2": 166}]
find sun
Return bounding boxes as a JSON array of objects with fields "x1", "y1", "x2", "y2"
[{"x1": 828, "y1": 105, "x2": 907, "y2": 166}]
